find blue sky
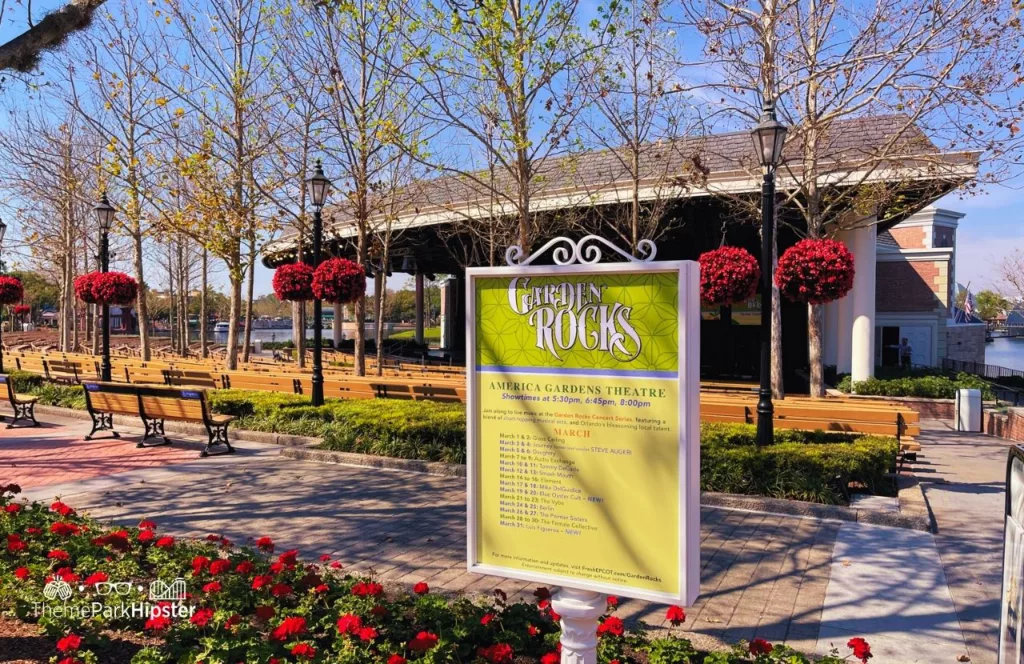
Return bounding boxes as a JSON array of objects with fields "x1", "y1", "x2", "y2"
[{"x1": 1, "y1": 0, "x2": 1020, "y2": 298}]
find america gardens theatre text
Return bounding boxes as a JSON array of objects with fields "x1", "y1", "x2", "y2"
[{"x1": 466, "y1": 250, "x2": 701, "y2": 606}]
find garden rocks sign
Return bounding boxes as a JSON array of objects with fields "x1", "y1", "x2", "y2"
[{"x1": 466, "y1": 236, "x2": 701, "y2": 612}]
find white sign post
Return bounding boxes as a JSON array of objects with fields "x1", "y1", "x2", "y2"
[{"x1": 465, "y1": 236, "x2": 701, "y2": 663}]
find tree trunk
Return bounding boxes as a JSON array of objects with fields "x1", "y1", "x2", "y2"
[
  {"x1": 375, "y1": 271, "x2": 387, "y2": 377},
  {"x1": 200, "y1": 249, "x2": 208, "y2": 359},
  {"x1": 226, "y1": 273, "x2": 242, "y2": 370},
  {"x1": 808, "y1": 304, "x2": 825, "y2": 397},
  {"x1": 241, "y1": 246, "x2": 255, "y2": 363},
  {"x1": 292, "y1": 301, "x2": 305, "y2": 368},
  {"x1": 133, "y1": 220, "x2": 151, "y2": 362}
]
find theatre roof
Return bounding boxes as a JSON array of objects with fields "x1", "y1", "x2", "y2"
[{"x1": 264, "y1": 114, "x2": 978, "y2": 265}]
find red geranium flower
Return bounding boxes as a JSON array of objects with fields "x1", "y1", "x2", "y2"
[
  {"x1": 312, "y1": 258, "x2": 366, "y2": 303},
  {"x1": 7, "y1": 535, "x2": 25, "y2": 553},
  {"x1": 270, "y1": 583, "x2": 292, "y2": 597},
  {"x1": 528, "y1": 624, "x2": 539, "y2": 636},
  {"x1": 749, "y1": 638, "x2": 773, "y2": 655},
  {"x1": 776, "y1": 238, "x2": 855, "y2": 305},
  {"x1": 191, "y1": 556, "x2": 210, "y2": 575},
  {"x1": 0, "y1": 276, "x2": 24, "y2": 306},
  {"x1": 256, "y1": 605, "x2": 276, "y2": 620},
  {"x1": 83, "y1": 572, "x2": 108, "y2": 586},
  {"x1": 144, "y1": 605, "x2": 172, "y2": 632},
  {"x1": 534, "y1": 587, "x2": 552, "y2": 601},
  {"x1": 155, "y1": 536, "x2": 175, "y2": 548},
  {"x1": 255, "y1": 536, "x2": 274, "y2": 552},
  {"x1": 357, "y1": 626, "x2": 378, "y2": 642},
  {"x1": 235, "y1": 560, "x2": 254, "y2": 575},
  {"x1": 190, "y1": 607, "x2": 214, "y2": 627},
  {"x1": 313, "y1": 583, "x2": 329, "y2": 593},
  {"x1": 14, "y1": 567, "x2": 29, "y2": 579},
  {"x1": 329, "y1": 560, "x2": 343, "y2": 569},
  {"x1": 351, "y1": 581, "x2": 383, "y2": 597},
  {"x1": 290, "y1": 643, "x2": 316, "y2": 659},
  {"x1": 699, "y1": 246, "x2": 761, "y2": 306},
  {"x1": 666, "y1": 605, "x2": 686, "y2": 626},
  {"x1": 47, "y1": 549, "x2": 70, "y2": 561},
  {"x1": 337, "y1": 613, "x2": 362, "y2": 634},
  {"x1": 320, "y1": 554, "x2": 331, "y2": 562},
  {"x1": 56, "y1": 634, "x2": 82, "y2": 652},
  {"x1": 478, "y1": 643, "x2": 514, "y2": 664},
  {"x1": 408, "y1": 631, "x2": 439, "y2": 652},
  {"x1": 209, "y1": 559, "x2": 231, "y2": 575},
  {"x1": 606, "y1": 595, "x2": 619, "y2": 608},
  {"x1": 273, "y1": 263, "x2": 315, "y2": 302},
  {"x1": 597, "y1": 616, "x2": 624, "y2": 637},
  {"x1": 50, "y1": 522, "x2": 81, "y2": 536},
  {"x1": 224, "y1": 613, "x2": 242, "y2": 628},
  {"x1": 388, "y1": 656, "x2": 407, "y2": 664},
  {"x1": 252, "y1": 574, "x2": 273, "y2": 590},
  {"x1": 270, "y1": 616, "x2": 307, "y2": 641},
  {"x1": 137, "y1": 530, "x2": 155, "y2": 543},
  {"x1": 50, "y1": 501, "x2": 75, "y2": 517},
  {"x1": 413, "y1": 581, "x2": 429, "y2": 594},
  {"x1": 202, "y1": 581, "x2": 222, "y2": 594},
  {"x1": 5, "y1": 503, "x2": 21, "y2": 513},
  {"x1": 138, "y1": 519, "x2": 157, "y2": 530},
  {"x1": 848, "y1": 637, "x2": 872, "y2": 663},
  {"x1": 480, "y1": 612, "x2": 495, "y2": 626},
  {"x1": 540, "y1": 653, "x2": 559, "y2": 664},
  {"x1": 277, "y1": 549, "x2": 299, "y2": 567},
  {"x1": 54, "y1": 567, "x2": 79, "y2": 583}
]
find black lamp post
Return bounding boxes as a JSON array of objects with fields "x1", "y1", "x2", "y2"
[
  {"x1": 0, "y1": 218, "x2": 7, "y2": 374},
  {"x1": 305, "y1": 160, "x2": 331, "y2": 407},
  {"x1": 751, "y1": 101, "x2": 788, "y2": 447},
  {"x1": 94, "y1": 192, "x2": 116, "y2": 382}
]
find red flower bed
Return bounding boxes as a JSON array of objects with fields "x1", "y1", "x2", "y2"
[
  {"x1": 313, "y1": 257, "x2": 366, "y2": 303},
  {"x1": 775, "y1": 238, "x2": 855, "y2": 305},
  {"x1": 272, "y1": 262, "x2": 315, "y2": 302},
  {"x1": 74, "y1": 272, "x2": 138, "y2": 306},
  {"x1": 698, "y1": 246, "x2": 761, "y2": 306},
  {"x1": 0, "y1": 276, "x2": 24, "y2": 306},
  {"x1": 0, "y1": 484, "x2": 873, "y2": 664}
]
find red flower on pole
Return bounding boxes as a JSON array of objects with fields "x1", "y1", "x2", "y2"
[
  {"x1": 775, "y1": 238, "x2": 855, "y2": 305},
  {"x1": 698, "y1": 246, "x2": 761, "y2": 306},
  {"x1": 12, "y1": 304, "x2": 30, "y2": 315},
  {"x1": 0, "y1": 276, "x2": 23, "y2": 306},
  {"x1": 74, "y1": 272, "x2": 138, "y2": 306},
  {"x1": 312, "y1": 257, "x2": 366, "y2": 304},
  {"x1": 272, "y1": 263, "x2": 315, "y2": 302}
]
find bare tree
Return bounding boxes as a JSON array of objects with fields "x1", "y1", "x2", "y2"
[{"x1": 680, "y1": 0, "x2": 1022, "y2": 396}]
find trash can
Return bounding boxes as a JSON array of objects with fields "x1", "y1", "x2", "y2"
[
  {"x1": 955, "y1": 388, "x2": 982, "y2": 432},
  {"x1": 254, "y1": 339, "x2": 263, "y2": 355}
]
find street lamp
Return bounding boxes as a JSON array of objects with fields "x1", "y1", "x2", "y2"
[
  {"x1": 750, "y1": 100, "x2": 787, "y2": 447},
  {"x1": 305, "y1": 159, "x2": 331, "y2": 406},
  {"x1": 0, "y1": 217, "x2": 8, "y2": 374},
  {"x1": 95, "y1": 191, "x2": 115, "y2": 382}
]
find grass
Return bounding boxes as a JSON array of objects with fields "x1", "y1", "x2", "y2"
[{"x1": 389, "y1": 326, "x2": 441, "y2": 343}]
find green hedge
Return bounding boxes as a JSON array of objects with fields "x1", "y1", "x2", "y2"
[
  {"x1": 837, "y1": 371, "x2": 993, "y2": 399},
  {"x1": 700, "y1": 423, "x2": 896, "y2": 504},
  {"x1": 207, "y1": 390, "x2": 467, "y2": 464}
]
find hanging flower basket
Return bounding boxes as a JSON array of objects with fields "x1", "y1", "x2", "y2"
[
  {"x1": 75, "y1": 271, "x2": 138, "y2": 306},
  {"x1": 0, "y1": 276, "x2": 23, "y2": 306},
  {"x1": 775, "y1": 238, "x2": 856, "y2": 305},
  {"x1": 698, "y1": 246, "x2": 761, "y2": 306},
  {"x1": 273, "y1": 262, "x2": 316, "y2": 302},
  {"x1": 12, "y1": 304, "x2": 30, "y2": 316},
  {"x1": 313, "y1": 258, "x2": 366, "y2": 304}
]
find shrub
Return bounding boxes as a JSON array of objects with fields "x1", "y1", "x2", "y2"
[
  {"x1": 6, "y1": 370, "x2": 43, "y2": 393},
  {"x1": 837, "y1": 372, "x2": 994, "y2": 399},
  {"x1": 700, "y1": 423, "x2": 896, "y2": 504}
]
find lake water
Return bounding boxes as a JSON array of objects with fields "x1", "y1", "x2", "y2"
[{"x1": 986, "y1": 336, "x2": 1024, "y2": 371}]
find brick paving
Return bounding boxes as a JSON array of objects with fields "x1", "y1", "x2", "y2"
[{"x1": 0, "y1": 421, "x2": 201, "y2": 489}]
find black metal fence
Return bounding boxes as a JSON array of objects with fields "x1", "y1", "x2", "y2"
[
  {"x1": 943, "y1": 358, "x2": 1024, "y2": 406},
  {"x1": 942, "y1": 358, "x2": 1024, "y2": 380}
]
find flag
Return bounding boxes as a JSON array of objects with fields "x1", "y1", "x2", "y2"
[{"x1": 964, "y1": 291, "x2": 975, "y2": 318}]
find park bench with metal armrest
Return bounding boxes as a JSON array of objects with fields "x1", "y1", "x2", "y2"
[
  {"x1": 82, "y1": 381, "x2": 140, "y2": 440},
  {"x1": 137, "y1": 386, "x2": 235, "y2": 457},
  {"x1": 0, "y1": 374, "x2": 39, "y2": 428}
]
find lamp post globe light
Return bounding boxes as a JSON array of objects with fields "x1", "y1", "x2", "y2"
[
  {"x1": 305, "y1": 159, "x2": 331, "y2": 407},
  {"x1": 95, "y1": 191, "x2": 116, "y2": 382},
  {"x1": 0, "y1": 217, "x2": 7, "y2": 374},
  {"x1": 750, "y1": 100, "x2": 788, "y2": 448}
]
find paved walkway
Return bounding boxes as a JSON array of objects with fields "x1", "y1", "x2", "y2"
[
  {"x1": 913, "y1": 421, "x2": 1012, "y2": 664},
  {"x1": 4, "y1": 412, "x2": 1004, "y2": 660}
]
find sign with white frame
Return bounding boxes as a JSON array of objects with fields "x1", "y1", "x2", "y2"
[{"x1": 465, "y1": 236, "x2": 700, "y2": 605}]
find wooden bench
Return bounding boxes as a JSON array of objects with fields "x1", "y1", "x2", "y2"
[
  {"x1": 82, "y1": 381, "x2": 140, "y2": 440},
  {"x1": 43, "y1": 359, "x2": 94, "y2": 384},
  {"x1": 136, "y1": 386, "x2": 235, "y2": 456},
  {"x1": 221, "y1": 372, "x2": 298, "y2": 394},
  {"x1": 164, "y1": 370, "x2": 222, "y2": 389},
  {"x1": 0, "y1": 374, "x2": 38, "y2": 428},
  {"x1": 125, "y1": 365, "x2": 169, "y2": 385}
]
